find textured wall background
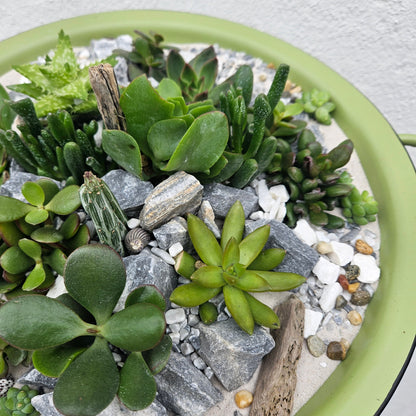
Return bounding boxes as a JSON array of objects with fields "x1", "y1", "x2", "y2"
[{"x1": 1, "y1": 0, "x2": 415, "y2": 135}]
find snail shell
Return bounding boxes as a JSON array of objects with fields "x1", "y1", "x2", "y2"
[{"x1": 124, "y1": 227, "x2": 151, "y2": 254}]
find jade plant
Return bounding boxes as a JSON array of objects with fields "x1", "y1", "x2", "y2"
[
  {"x1": 79, "y1": 172, "x2": 128, "y2": 256},
  {"x1": 0, "y1": 179, "x2": 88, "y2": 294},
  {"x1": 0, "y1": 385, "x2": 40, "y2": 416},
  {"x1": 0, "y1": 338, "x2": 31, "y2": 378},
  {"x1": 170, "y1": 200, "x2": 305, "y2": 334},
  {"x1": 296, "y1": 88, "x2": 336, "y2": 125},
  {"x1": 0, "y1": 244, "x2": 171, "y2": 416},
  {"x1": 7, "y1": 30, "x2": 116, "y2": 118},
  {"x1": 0, "y1": 98, "x2": 111, "y2": 184}
]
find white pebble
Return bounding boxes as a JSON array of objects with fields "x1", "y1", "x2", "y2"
[
  {"x1": 112, "y1": 352, "x2": 122, "y2": 363},
  {"x1": 165, "y1": 308, "x2": 186, "y2": 325},
  {"x1": 320, "y1": 362, "x2": 328, "y2": 368},
  {"x1": 180, "y1": 342, "x2": 195, "y2": 356},
  {"x1": 327, "y1": 241, "x2": 354, "y2": 266},
  {"x1": 303, "y1": 309, "x2": 324, "y2": 338},
  {"x1": 188, "y1": 314, "x2": 200, "y2": 327},
  {"x1": 351, "y1": 253, "x2": 380, "y2": 283},
  {"x1": 169, "y1": 332, "x2": 180, "y2": 345},
  {"x1": 127, "y1": 218, "x2": 140, "y2": 229},
  {"x1": 293, "y1": 219, "x2": 317, "y2": 246},
  {"x1": 319, "y1": 282, "x2": 343, "y2": 312},
  {"x1": 313, "y1": 257, "x2": 340, "y2": 285},
  {"x1": 193, "y1": 356, "x2": 207, "y2": 370},
  {"x1": 315, "y1": 230, "x2": 331, "y2": 243},
  {"x1": 46, "y1": 275, "x2": 68, "y2": 298},
  {"x1": 169, "y1": 323, "x2": 181, "y2": 333},
  {"x1": 249, "y1": 210, "x2": 265, "y2": 220},
  {"x1": 268, "y1": 184, "x2": 290, "y2": 202},
  {"x1": 151, "y1": 247, "x2": 175, "y2": 265},
  {"x1": 169, "y1": 242, "x2": 183, "y2": 258},
  {"x1": 180, "y1": 327, "x2": 190, "y2": 341},
  {"x1": 256, "y1": 179, "x2": 274, "y2": 212}
]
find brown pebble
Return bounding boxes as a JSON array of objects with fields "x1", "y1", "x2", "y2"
[
  {"x1": 338, "y1": 274, "x2": 349, "y2": 290},
  {"x1": 335, "y1": 295, "x2": 348, "y2": 310},
  {"x1": 194, "y1": 260, "x2": 206, "y2": 269},
  {"x1": 347, "y1": 282, "x2": 361, "y2": 293},
  {"x1": 351, "y1": 290, "x2": 372, "y2": 306},
  {"x1": 327, "y1": 341, "x2": 347, "y2": 360},
  {"x1": 267, "y1": 62, "x2": 276, "y2": 70},
  {"x1": 355, "y1": 239, "x2": 373, "y2": 255},
  {"x1": 347, "y1": 310, "x2": 363, "y2": 325},
  {"x1": 235, "y1": 390, "x2": 253, "y2": 409}
]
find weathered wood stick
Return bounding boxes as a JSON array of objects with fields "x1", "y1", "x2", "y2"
[
  {"x1": 89, "y1": 63, "x2": 126, "y2": 131},
  {"x1": 250, "y1": 295, "x2": 305, "y2": 416}
]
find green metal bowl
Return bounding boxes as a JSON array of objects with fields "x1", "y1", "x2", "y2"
[{"x1": 0, "y1": 11, "x2": 415, "y2": 416}]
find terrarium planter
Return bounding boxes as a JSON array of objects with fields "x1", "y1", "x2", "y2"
[{"x1": 0, "y1": 10, "x2": 415, "y2": 416}]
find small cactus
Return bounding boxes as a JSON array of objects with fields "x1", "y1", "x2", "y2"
[
  {"x1": 0, "y1": 385, "x2": 40, "y2": 416},
  {"x1": 79, "y1": 172, "x2": 128, "y2": 256}
]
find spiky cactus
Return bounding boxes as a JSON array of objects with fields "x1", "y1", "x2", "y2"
[{"x1": 79, "y1": 172, "x2": 128, "y2": 256}]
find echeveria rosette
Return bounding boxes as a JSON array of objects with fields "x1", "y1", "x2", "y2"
[
  {"x1": 170, "y1": 200, "x2": 306, "y2": 334},
  {"x1": 0, "y1": 245, "x2": 170, "y2": 416}
]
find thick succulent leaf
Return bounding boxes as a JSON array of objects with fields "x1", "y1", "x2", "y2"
[
  {"x1": 247, "y1": 247, "x2": 286, "y2": 271},
  {"x1": 170, "y1": 283, "x2": 221, "y2": 307},
  {"x1": 166, "y1": 50, "x2": 185, "y2": 84},
  {"x1": 142, "y1": 334, "x2": 172, "y2": 375},
  {"x1": 33, "y1": 265, "x2": 55, "y2": 292},
  {"x1": 244, "y1": 292, "x2": 280, "y2": 329},
  {"x1": 118, "y1": 351, "x2": 157, "y2": 410},
  {"x1": 56, "y1": 293, "x2": 96, "y2": 324},
  {"x1": 22, "y1": 263, "x2": 46, "y2": 291},
  {"x1": 31, "y1": 226, "x2": 63, "y2": 243},
  {"x1": 18, "y1": 238, "x2": 42, "y2": 260},
  {"x1": 0, "y1": 196, "x2": 34, "y2": 222},
  {"x1": 254, "y1": 270, "x2": 306, "y2": 291},
  {"x1": 222, "y1": 237, "x2": 240, "y2": 270},
  {"x1": 162, "y1": 111, "x2": 229, "y2": 173},
  {"x1": 211, "y1": 151, "x2": 244, "y2": 182},
  {"x1": 230, "y1": 158, "x2": 259, "y2": 189},
  {"x1": 223, "y1": 285, "x2": 254, "y2": 334},
  {"x1": 156, "y1": 78, "x2": 182, "y2": 99},
  {"x1": 24, "y1": 208, "x2": 49, "y2": 225},
  {"x1": 102, "y1": 130, "x2": 142, "y2": 178},
  {"x1": 21, "y1": 181, "x2": 45, "y2": 206},
  {"x1": 234, "y1": 270, "x2": 271, "y2": 292},
  {"x1": 42, "y1": 248, "x2": 66, "y2": 276},
  {"x1": 148, "y1": 118, "x2": 188, "y2": 162},
  {"x1": 125, "y1": 285, "x2": 166, "y2": 311},
  {"x1": 221, "y1": 200, "x2": 245, "y2": 249},
  {"x1": 0, "y1": 295, "x2": 91, "y2": 350},
  {"x1": 239, "y1": 224, "x2": 270, "y2": 267},
  {"x1": 64, "y1": 245, "x2": 126, "y2": 325},
  {"x1": 0, "y1": 279, "x2": 19, "y2": 294},
  {"x1": 54, "y1": 337, "x2": 119, "y2": 416},
  {"x1": 33, "y1": 343, "x2": 88, "y2": 377},
  {"x1": 190, "y1": 265, "x2": 225, "y2": 288},
  {"x1": 0, "y1": 221, "x2": 25, "y2": 246},
  {"x1": 3, "y1": 345, "x2": 27, "y2": 366},
  {"x1": 119, "y1": 74, "x2": 174, "y2": 156},
  {"x1": 199, "y1": 58, "x2": 218, "y2": 91},
  {"x1": 101, "y1": 303, "x2": 165, "y2": 352},
  {"x1": 187, "y1": 214, "x2": 222, "y2": 266},
  {"x1": 64, "y1": 223, "x2": 90, "y2": 251},
  {"x1": 0, "y1": 245, "x2": 34, "y2": 274},
  {"x1": 45, "y1": 185, "x2": 81, "y2": 215},
  {"x1": 36, "y1": 178, "x2": 60, "y2": 204},
  {"x1": 327, "y1": 139, "x2": 354, "y2": 169},
  {"x1": 59, "y1": 212, "x2": 80, "y2": 239}
]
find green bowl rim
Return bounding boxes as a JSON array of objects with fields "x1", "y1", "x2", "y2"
[{"x1": 1, "y1": 10, "x2": 415, "y2": 416}]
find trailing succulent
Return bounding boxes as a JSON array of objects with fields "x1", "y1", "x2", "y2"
[
  {"x1": 170, "y1": 200, "x2": 306, "y2": 334},
  {"x1": 0, "y1": 385, "x2": 40, "y2": 416},
  {"x1": 0, "y1": 179, "x2": 88, "y2": 295},
  {"x1": 0, "y1": 244, "x2": 171, "y2": 416}
]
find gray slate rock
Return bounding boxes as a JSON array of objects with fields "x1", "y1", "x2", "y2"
[
  {"x1": 102, "y1": 169, "x2": 154, "y2": 212},
  {"x1": 245, "y1": 219, "x2": 319, "y2": 278},
  {"x1": 140, "y1": 171, "x2": 203, "y2": 231},
  {"x1": 203, "y1": 183, "x2": 258, "y2": 218},
  {"x1": 115, "y1": 248, "x2": 178, "y2": 311},
  {"x1": 17, "y1": 368, "x2": 57, "y2": 389},
  {"x1": 152, "y1": 216, "x2": 192, "y2": 251},
  {"x1": 197, "y1": 319, "x2": 275, "y2": 391},
  {"x1": 155, "y1": 352, "x2": 223, "y2": 416},
  {"x1": 31, "y1": 392, "x2": 168, "y2": 415}
]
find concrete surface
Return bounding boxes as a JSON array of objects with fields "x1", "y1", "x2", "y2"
[{"x1": 1, "y1": 1, "x2": 415, "y2": 415}]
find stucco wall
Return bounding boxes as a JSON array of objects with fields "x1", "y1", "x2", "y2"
[{"x1": 1, "y1": 0, "x2": 415, "y2": 135}]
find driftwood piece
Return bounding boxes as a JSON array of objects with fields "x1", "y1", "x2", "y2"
[
  {"x1": 89, "y1": 63, "x2": 126, "y2": 131},
  {"x1": 250, "y1": 295, "x2": 305, "y2": 416}
]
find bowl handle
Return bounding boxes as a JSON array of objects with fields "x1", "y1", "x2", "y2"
[{"x1": 399, "y1": 134, "x2": 416, "y2": 147}]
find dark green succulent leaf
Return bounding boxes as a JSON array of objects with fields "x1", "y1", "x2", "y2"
[
  {"x1": 31, "y1": 226, "x2": 63, "y2": 243},
  {"x1": 3, "y1": 344, "x2": 27, "y2": 366},
  {"x1": 325, "y1": 183, "x2": 353, "y2": 197},
  {"x1": 142, "y1": 334, "x2": 172, "y2": 375},
  {"x1": 166, "y1": 49, "x2": 185, "y2": 84},
  {"x1": 0, "y1": 245, "x2": 34, "y2": 274},
  {"x1": 234, "y1": 270, "x2": 271, "y2": 292},
  {"x1": 190, "y1": 265, "x2": 225, "y2": 288},
  {"x1": 324, "y1": 213, "x2": 345, "y2": 229},
  {"x1": 101, "y1": 303, "x2": 165, "y2": 352},
  {"x1": 0, "y1": 279, "x2": 19, "y2": 294},
  {"x1": 118, "y1": 351, "x2": 157, "y2": 410},
  {"x1": 156, "y1": 78, "x2": 182, "y2": 99},
  {"x1": 211, "y1": 151, "x2": 244, "y2": 182},
  {"x1": 327, "y1": 139, "x2": 354, "y2": 169},
  {"x1": 221, "y1": 200, "x2": 245, "y2": 250},
  {"x1": 244, "y1": 292, "x2": 280, "y2": 329},
  {"x1": 170, "y1": 282, "x2": 222, "y2": 307},
  {"x1": 35, "y1": 178, "x2": 60, "y2": 204},
  {"x1": 0, "y1": 221, "x2": 25, "y2": 246},
  {"x1": 230, "y1": 158, "x2": 258, "y2": 189},
  {"x1": 187, "y1": 214, "x2": 222, "y2": 266},
  {"x1": 239, "y1": 224, "x2": 270, "y2": 267},
  {"x1": 267, "y1": 63, "x2": 290, "y2": 111},
  {"x1": 167, "y1": 96, "x2": 188, "y2": 116},
  {"x1": 32, "y1": 343, "x2": 88, "y2": 377},
  {"x1": 0, "y1": 295, "x2": 91, "y2": 350},
  {"x1": 274, "y1": 119, "x2": 307, "y2": 137},
  {"x1": 24, "y1": 208, "x2": 49, "y2": 225},
  {"x1": 248, "y1": 247, "x2": 286, "y2": 271},
  {"x1": 223, "y1": 285, "x2": 254, "y2": 334},
  {"x1": 102, "y1": 129, "x2": 142, "y2": 178},
  {"x1": 22, "y1": 263, "x2": 46, "y2": 291},
  {"x1": 59, "y1": 212, "x2": 80, "y2": 240},
  {"x1": 56, "y1": 293, "x2": 96, "y2": 324},
  {"x1": 309, "y1": 210, "x2": 329, "y2": 226},
  {"x1": 18, "y1": 238, "x2": 42, "y2": 260},
  {"x1": 125, "y1": 285, "x2": 166, "y2": 311},
  {"x1": 255, "y1": 270, "x2": 306, "y2": 291},
  {"x1": 53, "y1": 337, "x2": 119, "y2": 416},
  {"x1": 64, "y1": 245, "x2": 126, "y2": 325},
  {"x1": 0, "y1": 196, "x2": 35, "y2": 222},
  {"x1": 45, "y1": 185, "x2": 81, "y2": 215},
  {"x1": 33, "y1": 264, "x2": 56, "y2": 293},
  {"x1": 199, "y1": 58, "x2": 218, "y2": 91},
  {"x1": 21, "y1": 181, "x2": 45, "y2": 207},
  {"x1": 162, "y1": 111, "x2": 229, "y2": 173}
]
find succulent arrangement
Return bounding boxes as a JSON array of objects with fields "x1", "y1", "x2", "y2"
[
  {"x1": 170, "y1": 201, "x2": 306, "y2": 334},
  {"x1": 297, "y1": 88, "x2": 336, "y2": 125},
  {"x1": 0, "y1": 244, "x2": 170, "y2": 416},
  {"x1": 0, "y1": 385, "x2": 40, "y2": 416}
]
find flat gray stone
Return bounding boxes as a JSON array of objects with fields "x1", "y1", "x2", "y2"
[
  {"x1": 140, "y1": 172, "x2": 203, "y2": 231},
  {"x1": 152, "y1": 216, "x2": 192, "y2": 252},
  {"x1": 102, "y1": 169, "x2": 154, "y2": 212},
  {"x1": 115, "y1": 248, "x2": 178, "y2": 311},
  {"x1": 203, "y1": 183, "x2": 258, "y2": 218},
  {"x1": 155, "y1": 352, "x2": 223, "y2": 416},
  {"x1": 245, "y1": 219, "x2": 319, "y2": 278},
  {"x1": 17, "y1": 368, "x2": 57, "y2": 389},
  {"x1": 197, "y1": 319, "x2": 275, "y2": 391},
  {"x1": 31, "y1": 392, "x2": 168, "y2": 415}
]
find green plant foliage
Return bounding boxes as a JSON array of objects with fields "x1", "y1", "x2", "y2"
[
  {"x1": 7, "y1": 30, "x2": 115, "y2": 118},
  {"x1": 296, "y1": 88, "x2": 336, "y2": 125},
  {"x1": 170, "y1": 200, "x2": 305, "y2": 334},
  {"x1": 0, "y1": 244, "x2": 170, "y2": 415},
  {"x1": 0, "y1": 385, "x2": 40, "y2": 416}
]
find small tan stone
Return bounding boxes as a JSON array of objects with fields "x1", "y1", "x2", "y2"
[
  {"x1": 327, "y1": 341, "x2": 347, "y2": 360},
  {"x1": 347, "y1": 282, "x2": 361, "y2": 293},
  {"x1": 259, "y1": 74, "x2": 267, "y2": 82},
  {"x1": 347, "y1": 310, "x2": 363, "y2": 325},
  {"x1": 355, "y1": 239, "x2": 374, "y2": 255},
  {"x1": 235, "y1": 390, "x2": 253, "y2": 409},
  {"x1": 316, "y1": 241, "x2": 333, "y2": 255}
]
